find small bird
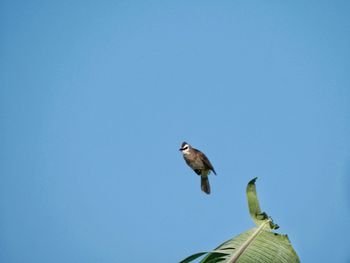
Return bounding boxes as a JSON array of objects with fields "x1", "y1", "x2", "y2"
[{"x1": 179, "y1": 142, "x2": 217, "y2": 194}]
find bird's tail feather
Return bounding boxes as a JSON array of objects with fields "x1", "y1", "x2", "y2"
[{"x1": 201, "y1": 176, "x2": 210, "y2": 194}]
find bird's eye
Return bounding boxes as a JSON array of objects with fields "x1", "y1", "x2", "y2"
[{"x1": 183, "y1": 146, "x2": 189, "y2": 150}]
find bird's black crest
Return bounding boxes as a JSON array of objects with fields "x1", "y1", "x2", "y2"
[{"x1": 181, "y1": 142, "x2": 188, "y2": 147}]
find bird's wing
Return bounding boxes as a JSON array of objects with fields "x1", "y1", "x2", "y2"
[
  {"x1": 182, "y1": 155, "x2": 198, "y2": 174},
  {"x1": 194, "y1": 148, "x2": 217, "y2": 175}
]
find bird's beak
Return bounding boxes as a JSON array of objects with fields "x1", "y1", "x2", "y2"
[{"x1": 179, "y1": 148, "x2": 184, "y2": 151}]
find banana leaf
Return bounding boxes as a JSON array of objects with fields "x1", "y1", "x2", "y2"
[{"x1": 180, "y1": 178, "x2": 300, "y2": 263}]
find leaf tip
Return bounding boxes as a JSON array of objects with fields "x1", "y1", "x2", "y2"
[{"x1": 248, "y1": 177, "x2": 258, "y2": 185}]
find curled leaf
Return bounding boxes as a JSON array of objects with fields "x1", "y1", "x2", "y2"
[{"x1": 246, "y1": 177, "x2": 279, "y2": 230}]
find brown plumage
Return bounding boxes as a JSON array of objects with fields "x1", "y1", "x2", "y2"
[
  {"x1": 179, "y1": 142, "x2": 217, "y2": 194},
  {"x1": 201, "y1": 176, "x2": 211, "y2": 194}
]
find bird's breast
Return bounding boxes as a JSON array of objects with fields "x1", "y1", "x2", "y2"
[{"x1": 184, "y1": 154, "x2": 204, "y2": 170}]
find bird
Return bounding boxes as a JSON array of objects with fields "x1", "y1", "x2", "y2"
[{"x1": 179, "y1": 142, "x2": 217, "y2": 194}]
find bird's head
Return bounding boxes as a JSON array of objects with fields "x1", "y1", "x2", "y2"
[{"x1": 179, "y1": 142, "x2": 191, "y2": 154}]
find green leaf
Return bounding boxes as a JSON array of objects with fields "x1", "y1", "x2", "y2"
[
  {"x1": 179, "y1": 252, "x2": 207, "y2": 263},
  {"x1": 198, "y1": 227, "x2": 300, "y2": 263},
  {"x1": 179, "y1": 178, "x2": 300, "y2": 263},
  {"x1": 200, "y1": 251, "x2": 230, "y2": 263},
  {"x1": 180, "y1": 251, "x2": 230, "y2": 263},
  {"x1": 246, "y1": 177, "x2": 279, "y2": 230}
]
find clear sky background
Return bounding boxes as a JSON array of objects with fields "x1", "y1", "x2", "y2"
[{"x1": 1, "y1": 1, "x2": 350, "y2": 262}]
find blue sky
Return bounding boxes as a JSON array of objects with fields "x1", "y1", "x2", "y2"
[{"x1": 1, "y1": 1, "x2": 350, "y2": 262}]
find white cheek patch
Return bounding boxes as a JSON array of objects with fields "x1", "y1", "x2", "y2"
[{"x1": 182, "y1": 148, "x2": 190, "y2": 155}]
